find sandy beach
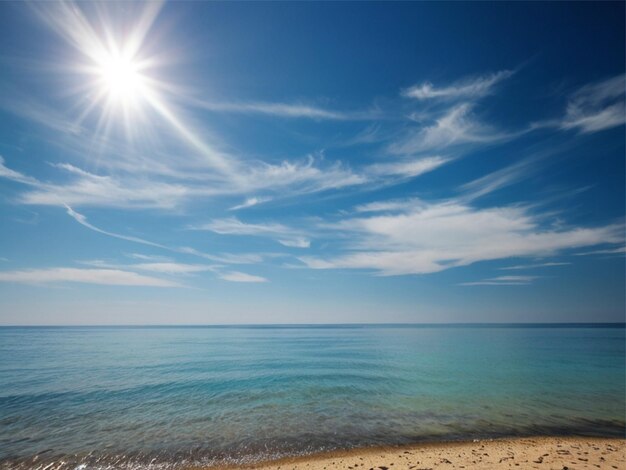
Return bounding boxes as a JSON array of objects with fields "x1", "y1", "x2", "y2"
[{"x1": 217, "y1": 437, "x2": 626, "y2": 470}]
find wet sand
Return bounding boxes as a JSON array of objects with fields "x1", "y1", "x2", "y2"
[{"x1": 204, "y1": 437, "x2": 625, "y2": 470}]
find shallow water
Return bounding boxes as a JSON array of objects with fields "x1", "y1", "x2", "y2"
[{"x1": 0, "y1": 325, "x2": 624, "y2": 469}]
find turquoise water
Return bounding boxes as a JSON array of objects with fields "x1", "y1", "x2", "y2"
[{"x1": 0, "y1": 325, "x2": 624, "y2": 469}]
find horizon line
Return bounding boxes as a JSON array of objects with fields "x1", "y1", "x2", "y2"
[{"x1": 1, "y1": 322, "x2": 624, "y2": 328}]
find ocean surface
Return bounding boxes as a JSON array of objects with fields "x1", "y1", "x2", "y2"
[{"x1": 0, "y1": 324, "x2": 624, "y2": 469}]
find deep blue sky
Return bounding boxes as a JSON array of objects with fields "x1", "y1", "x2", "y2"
[{"x1": 0, "y1": 2, "x2": 624, "y2": 324}]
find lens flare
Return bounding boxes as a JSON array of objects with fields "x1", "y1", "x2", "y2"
[
  {"x1": 35, "y1": 1, "x2": 235, "y2": 174},
  {"x1": 97, "y1": 52, "x2": 144, "y2": 104}
]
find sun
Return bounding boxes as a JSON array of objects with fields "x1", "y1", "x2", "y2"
[{"x1": 96, "y1": 51, "x2": 147, "y2": 106}]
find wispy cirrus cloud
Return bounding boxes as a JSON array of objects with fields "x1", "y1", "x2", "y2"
[
  {"x1": 575, "y1": 246, "x2": 626, "y2": 256},
  {"x1": 65, "y1": 206, "x2": 267, "y2": 268},
  {"x1": 242, "y1": 156, "x2": 366, "y2": 195},
  {"x1": 300, "y1": 199, "x2": 622, "y2": 276},
  {"x1": 79, "y1": 258, "x2": 268, "y2": 283},
  {"x1": 1, "y1": 154, "x2": 369, "y2": 209},
  {"x1": 81, "y1": 259, "x2": 219, "y2": 275},
  {"x1": 354, "y1": 198, "x2": 422, "y2": 214},
  {"x1": 0, "y1": 267, "x2": 180, "y2": 287},
  {"x1": 403, "y1": 70, "x2": 514, "y2": 101},
  {"x1": 229, "y1": 196, "x2": 272, "y2": 211},
  {"x1": 560, "y1": 74, "x2": 626, "y2": 134},
  {"x1": 532, "y1": 74, "x2": 626, "y2": 135},
  {"x1": 176, "y1": 247, "x2": 264, "y2": 265},
  {"x1": 460, "y1": 275, "x2": 538, "y2": 286},
  {"x1": 388, "y1": 104, "x2": 513, "y2": 155},
  {"x1": 500, "y1": 262, "x2": 571, "y2": 270},
  {"x1": 125, "y1": 253, "x2": 172, "y2": 262},
  {"x1": 365, "y1": 156, "x2": 449, "y2": 178},
  {"x1": 192, "y1": 100, "x2": 350, "y2": 120},
  {"x1": 0, "y1": 156, "x2": 40, "y2": 186},
  {"x1": 191, "y1": 217, "x2": 311, "y2": 248},
  {"x1": 65, "y1": 205, "x2": 168, "y2": 249},
  {"x1": 0, "y1": 87, "x2": 83, "y2": 135},
  {"x1": 1, "y1": 160, "x2": 196, "y2": 210},
  {"x1": 460, "y1": 152, "x2": 542, "y2": 201},
  {"x1": 217, "y1": 271, "x2": 268, "y2": 283}
]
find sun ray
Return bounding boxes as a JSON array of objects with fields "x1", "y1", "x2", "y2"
[{"x1": 32, "y1": 1, "x2": 240, "y2": 178}]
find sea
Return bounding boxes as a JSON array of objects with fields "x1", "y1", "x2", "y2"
[{"x1": 0, "y1": 324, "x2": 624, "y2": 469}]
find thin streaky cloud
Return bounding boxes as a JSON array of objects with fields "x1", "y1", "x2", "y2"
[
  {"x1": 460, "y1": 275, "x2": 539, "y2": 286},
  {"x1": 403, "y1": 70, "x2": 514, "y2": 100},
  {"x1": 561, "y1": 74, "x2": 626, "y2": 134},
  {"x1": 365, "y1": 156, "x2": 449, "y2": 178},
  {"x1": 387, "y1": 104, "x2": 514, "y2": 155},
  {"x1": 191, "y1": 100, "x2": 350, "y2": 120},
  {"x1": 177, "y1": 247, "x2": 265, "y2": 265},
  {"x1": 0, "y1": 89, "x2": 83, "y2": 135},
  {"x1": 229, "y1": 197, "x2": 272, "y2": 211},
  {"x1": 0, "y1": 156, "x2": 40, "y2": 186},
  {"x1": 125, "y1": 253, "x2": 172, "y2": 262},
  {"x1": 575, "y1": 246, "x2": 626, "y2": 256},
  {"x1": 65, "y1": 205, "x2": 168, "y2": 249},
  {"x1": 460, "y1": 155, "x2": 540, "y2": 202},
  {"x1": 218, "y1": 271, "x2": 268, "y2": 283},
  {"x1": 354, "y1": 198, "x2": 422, "y2": 214},
  {"x1": 80, "y1": 259, "x2": 219, "y2": 275},
  {"x1": 130, "y1": 262, "x2": 217, "y2": 274},
  {"x1": 191, "y1": 217, "x2": 311, "y2": 248},
  {"x1": 65, "y1": 206, "x2": 266, "y2": 266},
  {"x1": 532, "y1": 74, "x2": 626, "y2": 134},
  {"x1": 0, "y1": 267, "x2": 180, "y2": 287},
  {"x1": 458, "y1": 141, "x2": 573, "y2": 202},
  {"x1": 500, "y1": 262, "x2": 571, "y2": 270}
]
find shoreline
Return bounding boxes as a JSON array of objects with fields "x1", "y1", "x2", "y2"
[{"x1": 191, "y1": 437, "x2": 625, "y2": 470}]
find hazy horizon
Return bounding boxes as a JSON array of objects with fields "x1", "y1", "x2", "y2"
[{"x1": 2, "y1": 322, "x2": 625, "y2": 327}]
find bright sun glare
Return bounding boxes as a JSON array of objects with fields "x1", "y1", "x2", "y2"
[{"x1": 97, "y1": 51, "x2": 146, "y2": 105}]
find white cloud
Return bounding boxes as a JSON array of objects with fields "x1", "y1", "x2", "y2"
[
  {"x1": 301, "y1": 199, "x2": 622, "y2": 276},
  {"x1": 177, "y1": 247, "x2": 264, "y2": 264},
  {"x1": 218, "y1": 271, "x2": 268, "y2": 283},
  {"x1": 193, "y1": 100, "x2": 349, "y2": 120},
  {"x1": 132, "y1": 262, "x2": 216, "y2": 274},
  {"x1": 65, "y1": 205, "x2": 168, "y2": 249},
  {"x1": 561, "y1": 74, "x2": 626, "y2": 133},
  {"x1": 365, "y1": 156, "x2": 449, "y2": 178},
  {"x1": 354, "y1": 198, "x2": 421, "y2": 214},
  {"x1": 500, "y1": 262, "x2": 571, "y2": 270},
  {"x1": 191, "y1": 217, "x2": 311, "y2": 248},
  {"x1": 82, "y1": 260, "x2": 218, "y2": 275},
  {"x1": 242, "y1": 156, "x2": 366, "y2": 194},
  {"x1": 575, "y1": 246, "x2": 626, "y2": 256},
  {"x1": 78, "y1": 258, "x2": 269, "y2": 283},
  {"x1": 403, "y1": 70, "x2": 514, "y2": 100},
  {"x1": 460, "y1": 275, "x2": 538, "y2": 286},
  {"x1": 0, "y1": 89, "x2": 83, "y2": 135},
  {"x1": 125, "y1": 253, "x2": 172, "y2": 262},
  {"x1": 64, "y1": 207, "x2": 267, "y2": 266},
  {"x1": 229, "y1": 196, "x2": 272, "y2": 211},
  {"x1": 21, "y1": 164, "x2": 193, "y2": 209},
  {"x1": 0, "y1": 156, "x2": 39, "y2": 186},
  {"x1": 0, "y1": 155, "x2": 369, "y2": 209},
  {"x1": 276, "y1": 237, "x2": 311, "y2": 248},
  {"x1": 388, "y1": 104, "x2": 509, "y2": 155},
  {"x1": 0, "y1": 267, "x2": 179, "y2": 287},
  {"x1": 460, "y1": 154, "x2": 540, "y2": 201}
]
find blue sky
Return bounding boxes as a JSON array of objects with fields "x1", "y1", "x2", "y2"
[{"x1": 0, "y1": 2, "x2": 624, "y2": 325}]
